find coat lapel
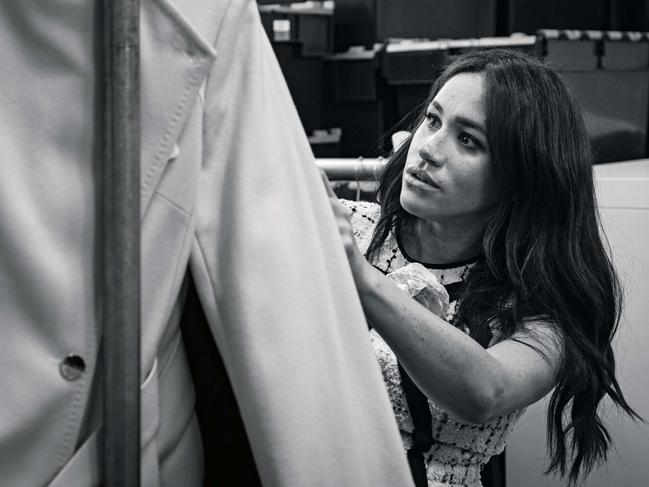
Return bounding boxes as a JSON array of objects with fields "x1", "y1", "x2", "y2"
[{"x1": 140, "y1": 0, "x2": 228, "y2": 217}]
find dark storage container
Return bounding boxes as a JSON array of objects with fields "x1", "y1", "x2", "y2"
[
  {"x1": 324, "y1": 46, "x2": 382, "y2": 102},
  {"x1": 259, "y1": 4, "x2": 334, "y2": 56},
  {"x1": 536, "y1": 30, "x2": 649, "y2": 163},
  {"x1": 382, "y1": 41, "x2": 448, "y2": 83},
  {"x1": 317, "y1": 18, "x2": 649, "y2": 163},
  {"x1": 381, "y1": 36, "x2": 538, "y2": 131},
  {"x1": 381, "y1": 40, "x2": 446, "y2": 134},
  {"x1": 308, "y1": 128, "x2": 342, "y2": 158},
  {"x1": 507, "y1": 0, "x2": 607, "y2": 33},
  {"x1": 334, "y1": 0, "x2": 496, "y2": 51},
  {"x1": 377, "y1": 0, "x2": 496, "y2": 41},
  {"x1": 561, "y1": 70, "x2": 649, "y2": 163},
  {"x1": 323, "y1": 100, "x2": 386, "y2": 157},
  {"x1": 537, "y1": 30, "x2": 600, "y2": 70},
  {"x1": 271, "y1": 42, "x2": 324, "y2": 133},
  {"x1": 322, "y1": 46, "x2": 386, "y2": 157},
  {"x1": 601, "y1": 31, "x2": 649, "y2": 69},
  {"x1": 504, "y1": 0, "x2": 649, "y2": 36}
]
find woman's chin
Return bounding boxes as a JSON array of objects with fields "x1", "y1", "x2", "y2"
[{"x1": 400, "y1": 192, "x2": 434, "y2": 221}]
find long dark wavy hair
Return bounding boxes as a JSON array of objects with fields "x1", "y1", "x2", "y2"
[{"x1": 366, "y1": 49, "x2": 641, "y2": 485}]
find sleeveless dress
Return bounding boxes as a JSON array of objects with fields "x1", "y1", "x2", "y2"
[{"x1": 341, "y1": 200, "x2": 525, "y2": 487}]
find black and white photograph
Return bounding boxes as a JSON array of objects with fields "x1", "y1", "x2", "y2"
[{"x1": 1, "y1": 1, "x2": 648, "y2": 486}]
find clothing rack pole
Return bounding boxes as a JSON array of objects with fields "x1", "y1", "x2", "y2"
[
  {"x1": 100, "y1": 0, "x2": 141, "y2": 485},
  {"x1": 316, "y1": 157, "x2": 388, "y2": 181}
]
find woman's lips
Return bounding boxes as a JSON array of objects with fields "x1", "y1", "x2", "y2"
[{"x1": 405, "y1": 168, "x2": 441, "y2": 190}]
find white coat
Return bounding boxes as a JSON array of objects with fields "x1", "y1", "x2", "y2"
[{"x1": 0, "y1": 0, "x2": 413, "y2": 486}]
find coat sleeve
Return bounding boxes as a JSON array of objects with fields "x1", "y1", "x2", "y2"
[{"x1": 188, "y1": 1, "x2": 414, "y2": 486}]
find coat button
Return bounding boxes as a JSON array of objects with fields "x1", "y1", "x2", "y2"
[{"x1": 60, "y1": 354, "x2": 86, "y2": 381}]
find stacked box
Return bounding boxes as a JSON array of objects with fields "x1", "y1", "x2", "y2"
[
  {"x1": 333, "y1": 0, "x2": 496, "y2": 52},
  {"x1": 259, "y1": 4, "x2": 334, "y2": 56},
  {"x1": 259, "y1": 3, "x2": 335, "y2": 145},
  {"x1": 271, "y1": 42, "x2": 324, "y2": 134},
  {"x1": 537, "y1": 29, "x2": 649, "y2": 163},
  {"x1": 323, "y1": 46, "x2": 387, "y2": 157},
  {"x1": 507, "y1": 0, "x2": 649, "y2": 34},
  {"x1": 382, "y1": 36, "x2": 538, "y2": 134}
]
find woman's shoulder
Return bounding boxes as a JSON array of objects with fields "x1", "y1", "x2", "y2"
[{"x1": 338, "y1": 199, "x2": 381, "y2": 254}]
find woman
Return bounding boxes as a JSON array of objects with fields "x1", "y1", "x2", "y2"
[{"x1": 329, "y1": 49, "x2": 640, "y2": 487}]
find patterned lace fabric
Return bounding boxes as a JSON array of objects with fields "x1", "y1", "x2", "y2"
[{"x1": 341, "y1": 199, "x2": 525, "y2": 487}]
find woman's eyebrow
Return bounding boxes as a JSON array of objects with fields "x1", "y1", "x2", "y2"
[
  {"x1": 430, "y1": 100, "x2": 486, "y2": 135},
  {"x1": 455, "y1": 116, "x2": 486, "y2": 135}
]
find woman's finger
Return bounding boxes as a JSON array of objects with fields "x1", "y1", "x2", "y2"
[{"x1": 319, "y1": 169, "x2": 337, "y2": 198}]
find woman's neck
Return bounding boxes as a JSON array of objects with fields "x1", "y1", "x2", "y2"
[{"x1": 401, "y1": 216, "x2": 485, "y2": 265}]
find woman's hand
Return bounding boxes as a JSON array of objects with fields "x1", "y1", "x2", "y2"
[
  {"x1": 319, "y1": 170, "x2": 373, "y2": 287},
  {"x1": 329, "y1": 197, "x2": 372, "y2": 285}
]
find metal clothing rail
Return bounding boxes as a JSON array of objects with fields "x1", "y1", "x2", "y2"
[
  {"x1": 316, "y1": 157, "x2": 388, "y2": 181},
  {"x1": 100, "y1": 0, "x2": 141, "y2": 485}
]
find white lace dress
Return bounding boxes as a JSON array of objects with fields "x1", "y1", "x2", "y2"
[{"x1": 341, "y1": 200, "x2": 525, "y2": 487}]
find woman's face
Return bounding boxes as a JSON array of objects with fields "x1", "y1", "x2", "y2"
[{"x1": 400, "y1": 72, "x2": 499, "y2": 224}]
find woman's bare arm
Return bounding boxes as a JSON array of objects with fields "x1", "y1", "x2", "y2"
[{"x1": 331, "y1": 198, "x2": 562, "y2": 423}]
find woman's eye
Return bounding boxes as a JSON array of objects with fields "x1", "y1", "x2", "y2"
[
  {"x1": 458, "y1": 132, "x2": 478, "y2": 149},
  {"x1": 425, "y1": 112, "x2": 440, "y2": 129}
]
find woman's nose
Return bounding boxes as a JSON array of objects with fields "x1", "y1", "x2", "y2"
[{"x1": 417, "y1": 131, "x2": 445, "y2": 167}]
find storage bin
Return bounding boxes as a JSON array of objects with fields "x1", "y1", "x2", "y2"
[
  {"x1": 601, "y1": 31, "x2": 649, "y2": 69},
  {"x1": 535, "y1": 29, "x2": 649, "y2": 163},
  {"x1": 334, "y1": 0, "x2": 496, "y2": 52},
  {"x1": 324, "y1": 46, "x2": 382, "y2": 102},
  {"x1": 382, "y1": 36, "x2": 538, "y2": 130},
  {"x1": 561, "y1": 70, "x2": 649, "y2": 163},
  {"x1": 272, "y1": 41, "x2": 324, "y2": 133},
  {"x1": 382, "y1": 41, "x2": 448, "y2": 84},
  {"x1": 536, "y1": 29, "x2": 599, "y2": 70},
  {"x1": 308, "y1": 128, "x2": 342, "y2": 158},
  {"x1": 322, "y1": 100, "x2": 386, "y2": 157},
  {"x1": 507, "y1": 0, "x2": 606, "y2": 34},
  {"x1": 259, "y1": 3, "x2": 334, "y2": 56}
]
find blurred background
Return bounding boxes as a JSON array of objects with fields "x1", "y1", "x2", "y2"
[
  {"x1": 255, "y1": 1, "x2": 649, "y2": 486},
  {"x1": 258, "y1": 0, "x2": 649, "y2": 165}
]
